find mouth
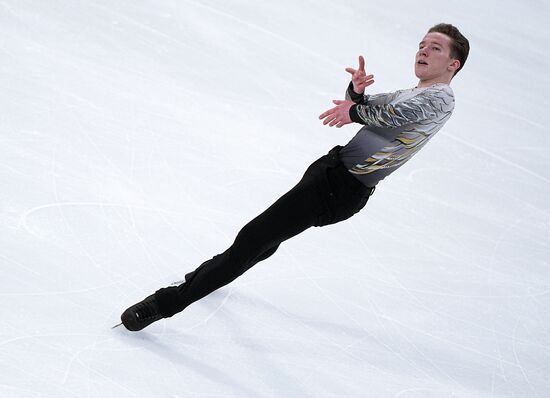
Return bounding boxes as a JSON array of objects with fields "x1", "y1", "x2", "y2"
[{"x1": 417, "y1": 60, "x2": 428, "y2": 65}]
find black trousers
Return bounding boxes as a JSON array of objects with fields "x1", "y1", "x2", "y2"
[{"x1": 155, "y1": 146, "x2": 375, "y2": 317}]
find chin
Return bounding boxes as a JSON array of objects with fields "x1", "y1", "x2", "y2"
[
  {"x1": 414, "y1": 65, "x2": 426, "y2": 79},
  {"x1": 414, "y1": 70, "x2": 426, "y2": 80}
]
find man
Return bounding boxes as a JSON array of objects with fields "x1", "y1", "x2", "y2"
[{"x1": 120, "y1": 23, "x2": 469, "y2": 332}]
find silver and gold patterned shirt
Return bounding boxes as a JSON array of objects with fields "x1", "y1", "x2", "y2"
[{"x1": 340, "y1": 82, "x2": 454, "y2": 187}]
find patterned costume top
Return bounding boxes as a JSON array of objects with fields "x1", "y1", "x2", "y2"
[{"x1": 339, "y1": 82, "x2": 454, "y2": 187}]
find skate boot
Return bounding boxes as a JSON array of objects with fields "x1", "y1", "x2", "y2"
[{"x1": 121, "y1": 294, "x2": 163, "y2": 331}]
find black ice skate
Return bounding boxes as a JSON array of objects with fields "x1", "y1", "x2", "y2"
[{"x1": 121, "y1": 294, "x2": 163, "y2": 331}]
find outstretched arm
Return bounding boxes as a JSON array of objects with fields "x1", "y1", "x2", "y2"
[
  {"x1": 321, "y1": 86, "x2": 454, "y2": 129},
  {"x1": 349, "y1": 87, "x2": 453, "y2": 127}
]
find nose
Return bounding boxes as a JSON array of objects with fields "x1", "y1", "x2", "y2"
[{"x1": 418, "y1": 47, "x2": 428, "y2": 57}]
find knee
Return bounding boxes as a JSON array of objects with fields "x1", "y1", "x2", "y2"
[
  {"x1": 231, "y1": 222, "x2": 270, "y2": 263},
  {"x1": 255, "y1": 244, "x2": 279, "y2": 262},
  {"x1": 233, "y1": 223, "x2": 260, "y2": 251}
]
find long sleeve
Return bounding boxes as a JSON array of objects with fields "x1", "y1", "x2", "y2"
[{"x1": 348, "y1": 86, "x2": 454, "y2": 128}]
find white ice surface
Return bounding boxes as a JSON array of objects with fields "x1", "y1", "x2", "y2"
[{"x1": 1, "y1": 1, "x2": 550, "y2": 397}]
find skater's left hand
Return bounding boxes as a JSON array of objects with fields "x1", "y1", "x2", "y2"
[{"x1": 319, "y1": 100, "x2": 354, "y2": 128}]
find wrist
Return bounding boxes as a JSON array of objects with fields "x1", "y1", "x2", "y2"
[
  {"x1": 352, "y1": 85, "x2": 364, "y2": 95},
  {"x1": 347, "y1": 81, "x2": 364, "y2": 103}
]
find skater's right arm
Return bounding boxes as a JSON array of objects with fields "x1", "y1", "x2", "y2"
[
  {"x1": 344, "y1": 55, "x2": 375, "y2": 104},
  {"x1": 349, "y1": 84, "x2": 454, "y2": 127}
]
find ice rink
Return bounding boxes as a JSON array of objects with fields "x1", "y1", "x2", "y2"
[{"x1": 1, "y1": 1, "x2": 549, "y2": 397}]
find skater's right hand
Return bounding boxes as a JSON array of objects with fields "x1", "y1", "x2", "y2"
[{"x1": 345, "y1": 55, "x2": 375, "y2": 95}]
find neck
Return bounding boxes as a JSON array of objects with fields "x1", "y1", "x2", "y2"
[{"x1": 417, "y1": 76, "x2": 452, "y2": 88}]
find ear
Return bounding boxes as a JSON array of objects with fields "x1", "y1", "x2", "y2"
[{"x1": 448, "y1": 59, "x2": 460, "y2": 73}]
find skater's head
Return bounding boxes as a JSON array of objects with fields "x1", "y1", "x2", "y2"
[
  {"x1": 415, "y1": 23, "x2": 470, "y2": 87},
  {"x1": 428, "y1": 23, "x2": 470, "y2": 77}
]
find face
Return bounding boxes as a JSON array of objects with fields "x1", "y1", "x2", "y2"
[{"x1": 415, "y1": 32, "x2": 459, "y2": 84}]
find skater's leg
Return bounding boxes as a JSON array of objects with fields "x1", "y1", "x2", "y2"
[
  {"x1": 156, "y1": 147, "x2": 375, "y2": 317},
  {"x1": 122, "y1": 147, "x2": 375, "y2": 329},
  {"x1": 156, "y1": 170, "x2": 324, "y2": 316}
]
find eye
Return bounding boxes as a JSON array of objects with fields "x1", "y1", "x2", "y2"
[{"x1": 432, "y1": 46, "x2": 441, "y2": 51}]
